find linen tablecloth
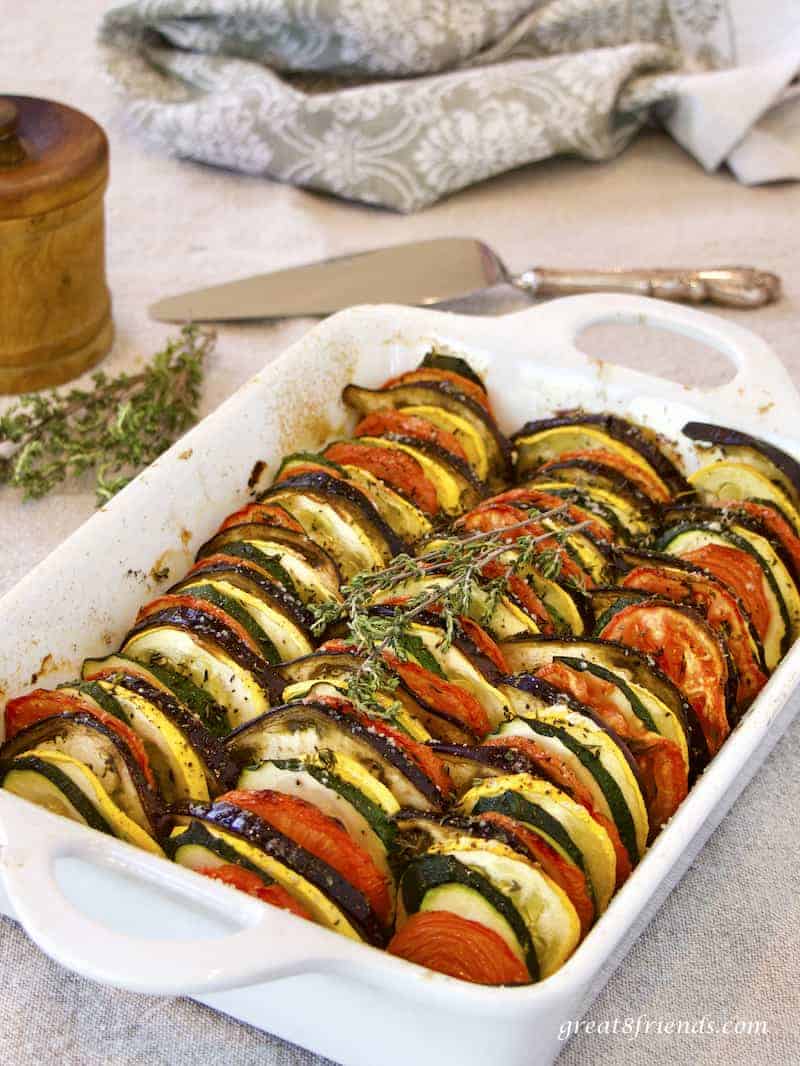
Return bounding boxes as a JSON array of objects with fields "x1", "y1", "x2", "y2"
[{"x1": 1, "y1": 2, "x2": 800, "y2": 1064}]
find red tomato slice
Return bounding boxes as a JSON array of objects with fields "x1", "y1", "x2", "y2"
[
  {"x1": 388, "y1": 911, "x2": 529, "y2": 985},
  {"x1": 598, "y1": 602, "x2": 730, "y2": 756},
  {"x1": 478, "y1": 488, "x2": 614, "y2": 541},
  {"x1": 218, "y1": 503, "x2": 304, "y2": 534},
  {"x1": 198, "y1": 864, "x2": 311, "y2": 920},
  {"x1": 535, "y1": 661, "x2": 688, "y2": 831},
  {"x1": 678, "y1": 543, "x2": 771, "y2": 643},
  {"x1": 4, "y1": 689, "x2": 157, "y2": 791},
  {"x1": 621, "y1": 565, "x2": 767, "y2": 707},
  {"x1": 136, "y1": 594, "x2": 264, "y2": 659},
  {"x1": 381, "y1": 368, "x2": 492, "y2": 414},
  {"x1": 483, "y1": 735, "x2": 631, "y2": 886},
  {"x1": 481, "y1": 560, "x2": 555, "y2": 634},
  {"x1": 354, "y1": 410, "x2": 468, "y2": 462},
  {"x1": 458, "y1": 507, "x2": 593, "y2": 587},
  {"x1": 541, "y1": 449, "x2": 669, "y2": 502},
  {"x1": 324, "y1": 441, "x2": 439, "y2": 515},
  {"x1": 457, "y1": 616, "x2": 509, "y2": 674},
  {"x1": 218, "y1": 789, "x2": 392, "y2": 925},
  {"x1": 476, "y1": 810, "x2": 595, "y2": 937},
  {"x1": 384, "y1": 655, "x2": 491, "y2": 739}
]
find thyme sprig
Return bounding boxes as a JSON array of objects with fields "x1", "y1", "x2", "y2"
[
  {"x1": 0, "y1": 325, "x2": 215, "y2": 505},
  {"x1": 310, "y1": 507, "x2": 590, "y2": 718}
]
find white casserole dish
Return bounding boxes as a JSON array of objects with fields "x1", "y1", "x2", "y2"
[{"x1": 1, "y1": 294, "x2": 799, "y2": 1066}]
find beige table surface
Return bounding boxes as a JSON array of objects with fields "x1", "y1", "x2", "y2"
[{"x1": 2, "y1": 3, "x2": 800, "y2": 1064}]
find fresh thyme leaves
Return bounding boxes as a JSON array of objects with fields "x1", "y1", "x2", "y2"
[
  {"x1": 308, "y1": 507, "x2": 590, "y2": 717},
  {"x1": 0, "y1": 325, "x2": 215, "y2": 505}
]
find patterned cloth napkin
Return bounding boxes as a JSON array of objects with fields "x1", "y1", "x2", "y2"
[{"x1": 101, "y1": 1, "x2": 800, "y2": 211}]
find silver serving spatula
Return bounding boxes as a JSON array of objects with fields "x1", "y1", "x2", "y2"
[{"x1": 149, "y1": 237, "x2": 780, "y2": 322}]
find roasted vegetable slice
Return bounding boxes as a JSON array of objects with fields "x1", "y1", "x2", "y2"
[
  {"x1": 1, "y1": 751, "x2": 164, "y2": 855},
  {"x1": 357, "y1": 435, "x2": 485, "y2": 516},
  {"x1": 196, "y1": 522, "x2": 342, "y2": 606},
  {"x1": 122, "y1": 599, "x2": 284, "y2": 730},
  {"x1": 493, "y1": 704, "x2": 649, "y2": 867},
  {"x1": 514, "y1": 413, "x2": 688, "y2": 498},
  {"x1": 344, "y1": 379, "x2": 511, "y2": 485},
  {"x1": 237, "y1": 751, "x2": 398, "y2": 883},
  {"x1": 458, "y1": 773, "x2": 616, "y2": 921},
  {"x1": 689, "y1": 460, "x2": 800, "y2": 533},
  {"x1": 0, "y1": 711, "x2": 161, "y2": 837},
  {"x1": 387, "y1": 910, "x2": 529, "y2": 986},
  {"x1": 225, "y1": 699, "x2": 452, "y2": 810},
  {"x1": 80, "y1": 656, "x2": 239, "y2": 800},
  {"x1": 323, "y1": 440, "x2": 440, "y2": 517},
  {"x1": 169, "y1": 803, "x2": 385, "y2": 943},
  {"x1": 612, "y1": 549, "x2": 767, "y2": 709},
  {"x1": 262, "y1": 471, "x2": 407, "y2": 577},
  {"x1": 596, "y1": 599, "x2": 732, "y2": 757},
  {"x1": 683, "y1": 421, "x2": 800, "y2": 504}
]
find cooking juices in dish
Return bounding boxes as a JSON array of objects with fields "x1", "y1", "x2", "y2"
[{"x1": 2, "y1": 354, "x2": 798, "y2": 987}]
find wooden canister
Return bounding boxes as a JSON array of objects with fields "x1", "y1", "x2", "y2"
[{"x1": 0, "y1": 96, "x2": 113, "y2": 394}]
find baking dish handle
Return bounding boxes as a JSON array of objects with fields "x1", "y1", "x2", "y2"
[
  {"x1": 0, "y1": 797, "x2": 352, "y2": 995},
  {"x1": 520, "y1": 293, "x2": 800, "y2": 435}
]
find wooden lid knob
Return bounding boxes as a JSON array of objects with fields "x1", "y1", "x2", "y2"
[{"x1": 0, "y1": 95, "x2": 108, "y2": 220}]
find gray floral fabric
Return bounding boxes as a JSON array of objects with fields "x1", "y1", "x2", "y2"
[{"x1": 100, "y1": 1, "x2": 800, "y2": 210}]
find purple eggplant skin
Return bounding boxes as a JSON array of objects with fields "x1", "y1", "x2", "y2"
[
  {"x1": 0, "y1": 711, "x2": 162, "y2": 834},
  {"x1": 196, "y1": 522, "x2": 341, "y2": 589},
  {"x1": 527, "y1": 457, "x2": 662, "y2": 516},
  {"x1": 513, "y1": 411, "x2": 692, "y2": 498},
  {"x1": 260, "y1": 471, "x2": 410, "y2": 558},
  {"x1": 225, "y1": 701, "x2": 450, "y2": 810},
  {"x1": 85, "y1": 669, "x2": 239, "y2": 793},
  {"x1": 427, "y1": 741, "x2": 547, "y2": 780},
  {"x1": 368, "y1": 604, "x2": 504, "y2": 686},
  {"x1": 683, "y1": 420, "x2": 800, "y2": 500},
  {"x1": 170, "y1": 557, "x2": 314, "y2": 636},
  {"x1": 171, "y1": 802, "x2": 387, "y2": 946},
  {"x1": 123, "y1": 603, "x2": 286, "y2": 705},
  {"x1": 343, "y1": 378, "x2": 513, "y2": 481}
]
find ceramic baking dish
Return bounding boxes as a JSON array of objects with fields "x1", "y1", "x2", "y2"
[{"x1": 2, "y1": 294, "x2": 800, "y2": 1066}]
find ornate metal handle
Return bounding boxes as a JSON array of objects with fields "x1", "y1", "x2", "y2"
[{"x1": 512, "y1": 266, "x2": 781, "y2": 309}]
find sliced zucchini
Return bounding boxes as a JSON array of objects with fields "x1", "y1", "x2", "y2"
[
  {"x1": 689, "y1": 460, "x2": 800, "y2": 532},
  {"x1": 682, "y1": 421, "x2": 800, "y2": 504},
  {"x1": 338, "y1": 464, "x2": 433, "y2": 543},
  {"x1": 457, "y1": 774, "x2": 616, "y2": 914},
  {"x1": 237, "y1": 752, "x2": 398, "y2": 880},
  {"x1": 84, "y1": 652, "x2": 229, "y2": 738},
  {"x1": 263, "y1": 472, "x2": 406, "y2": 578},
  {"x1": 0, "y1": 712, "x2": 160, "y2": 835},
  {"x1": 513, "y1": 413, "x2": 688, "y2": 497},
  {"x1": 494, "y1": 706, "x2": 649, "y2": 865},
  {"x1": 169, "y1": 808, "x2": 382, "y2": 944},
  {"x1": 122, "y1": 616, "x2": 281, "y2": 731},
  {"x1": 499, "y1": 636, "x2": 707, "y2": 772},
  {"x1": 225, "y1": 701, "x2": 451, "y2": 810},
  {"x1": 197, "y1": 523, "x2": 342, "y2": 605},
  {"x1": 2, "y1": 749, "x2": 163, "y2": 854},
  {"x1": 527, "y1": 478, "x2": 655, "y2": 541},
  {"x1": 397, "y1": 404, "x2": 489, "y2": 479},
  {"x1": 529, "y1": 458, "x2": 659, "y2": 523},
  {"x1": 280, "y1": 678, "x2": 431, "y2": 742},
  {"x1": 343, "y1": 380, "x2": 511, "y2": 485}
]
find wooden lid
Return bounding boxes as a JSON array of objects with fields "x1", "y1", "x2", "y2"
[{"x1": 0, "y1": 95, "x2": 109, "y2": 221}]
